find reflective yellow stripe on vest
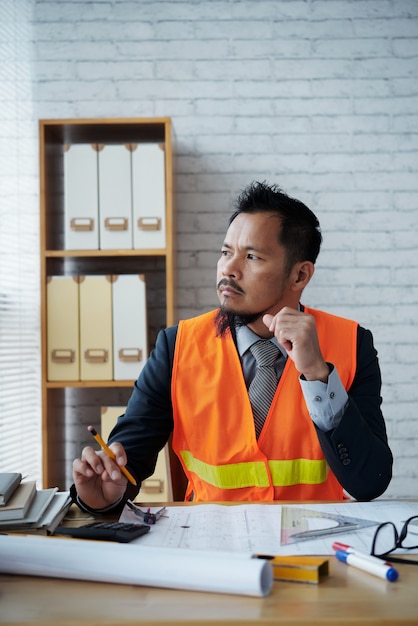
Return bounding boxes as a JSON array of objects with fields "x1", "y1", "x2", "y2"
[
  {"x1": 180, "y1": 451, "x2": 328, "y2": 489},
  {"x1": 269, "y1": 459, "x2": 328, "y2": 486}
]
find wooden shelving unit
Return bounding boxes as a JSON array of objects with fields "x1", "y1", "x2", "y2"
[{"x1": 39, "y1": 118, "x2": 174, "y2": 489}]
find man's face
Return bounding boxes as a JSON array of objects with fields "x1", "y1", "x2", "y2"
[{"x1": 216, "y1": 212, "x2": 295, "y2": 322}]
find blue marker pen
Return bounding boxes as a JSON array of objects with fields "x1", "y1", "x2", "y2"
[
  {"x1": 335, "y1": 549, "x2": 398, "y2": 582},
  {"x1": 332, "y1": 541, "x2": 394, "y2": 567}
]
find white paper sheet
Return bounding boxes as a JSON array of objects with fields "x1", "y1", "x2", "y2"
[
  {"x1": 120, "y1": 501, "x2": 418, "y2": 556},
  {"x1": 0, "y1": 534, "x2": 273, "y2": 597}
]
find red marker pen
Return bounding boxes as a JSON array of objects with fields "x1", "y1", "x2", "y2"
[{"x1": 332, "y1": 542, "x2": 393, "y2": 566}]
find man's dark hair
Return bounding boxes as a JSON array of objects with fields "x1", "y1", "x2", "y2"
[{"x1": 229, "y1": 181, "x2": 322, "y2": 275}]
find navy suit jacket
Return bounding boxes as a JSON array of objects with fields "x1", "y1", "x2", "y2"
[{"x1": 108, "y1": 319, "x2": 393, "y2": 504}]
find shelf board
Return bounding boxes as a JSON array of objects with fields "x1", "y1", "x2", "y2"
[
  {"x1": 40, "y1": 118, "x2": 170, "y2": 145},
  {"x1": 45, "y1": 380, "x2": 134, "y2": 389},
  {"x1": 44, "y1": 249, "x2": 167, "y2": 258}
]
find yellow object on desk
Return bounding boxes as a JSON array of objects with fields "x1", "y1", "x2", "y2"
[{"x1": 257, "y1": 555, "x2": 329, "y2": 583}]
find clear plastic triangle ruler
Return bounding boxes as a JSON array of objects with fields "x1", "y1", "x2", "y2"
[{"x1": 281, "y1": 506, "x2": 378, "y2": 545}]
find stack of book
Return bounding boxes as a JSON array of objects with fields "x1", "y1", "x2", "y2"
[{"x1": 0, "y1": 472, "x2": 72, "y2": 535}]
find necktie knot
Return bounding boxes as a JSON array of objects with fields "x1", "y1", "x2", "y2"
[{"x1": 250, "y1": 340, "x2": 280, "y2": 368}]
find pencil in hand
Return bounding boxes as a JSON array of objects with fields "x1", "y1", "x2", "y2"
[{"x1": 87, "y1": 425, "x2": 137, "y2": 486}]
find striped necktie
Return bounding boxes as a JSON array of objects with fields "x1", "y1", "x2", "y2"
[{"x1": 248, "y1": 340, "x2": 280, "y2": 439}]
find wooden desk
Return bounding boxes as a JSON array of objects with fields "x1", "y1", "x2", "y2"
[
  {"x1": 1, "y1": 503, "x2": 418, "y2": 625},
  {"x1": 1, "y1": 555, "x2": 418, "y2": 625}
]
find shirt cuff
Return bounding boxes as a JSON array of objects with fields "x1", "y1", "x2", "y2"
[
  {"x1": 70, "y1": 484, "x2": 125, "y2": 515},
  {"x1": 77, "y1": 495, "x2": 124, "y2": 514},
  {"x1": 299, "y1": 363, "x2": 348, "y2": 432}
]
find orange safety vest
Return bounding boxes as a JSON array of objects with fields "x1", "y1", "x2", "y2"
[{"x1": 171, "y1": 307, "x2": 358, "y2": 502}]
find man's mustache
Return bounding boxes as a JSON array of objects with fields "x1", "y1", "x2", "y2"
[{"x1": 216, "y1": 278, "x2": 245, "y2": 294}]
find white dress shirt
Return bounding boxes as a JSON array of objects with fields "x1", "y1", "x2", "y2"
[{"x1": 235, "y1": 324, "x2": 348, "y2": 432}]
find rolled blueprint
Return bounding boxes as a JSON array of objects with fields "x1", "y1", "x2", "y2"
[{"x1": 0, "y1": 534, "x2": 273, "y2": 597}]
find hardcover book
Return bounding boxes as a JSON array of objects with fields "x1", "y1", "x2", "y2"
[
  {"x1": 0, "y1": 472, "x2": 22, "y2": 506},
  {"x1": 0, "y1": 480, "x2": 36, "y2": 521}
]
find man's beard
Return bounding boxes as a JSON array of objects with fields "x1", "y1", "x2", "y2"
[
  {"x1": 215, "y1": 278, "x2": 265, "y2": 337},
  {"x1": 214, "y1": 307, "x2": 265, "y2": 338}
]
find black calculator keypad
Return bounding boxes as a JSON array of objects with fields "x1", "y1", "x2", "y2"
[{"x1": 55, "y1": 521, "x2": 150, "y2": 543}]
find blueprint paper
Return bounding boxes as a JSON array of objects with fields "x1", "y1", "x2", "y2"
[{"x1": 120, "y1": 501, "x2": 418, "y2": 556}]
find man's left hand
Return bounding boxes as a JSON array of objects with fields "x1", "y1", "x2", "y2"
[{"x1": 263, "y1": 307, "x2": 330, "y2": 382}]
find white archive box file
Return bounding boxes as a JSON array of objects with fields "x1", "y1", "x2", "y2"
[
  {"x1": 46, "y1": 276, "x2": 80, "y2": 381},
  {"x1": 64, "y1": 144, "x2": 99, "y2": 250},
  {"x1": 132, "y1": 143, "x2": 166, "y2": 250},
  {"x1": 79, "y1": 275, "x2": 113, "y2": 381},
  {"x1": 98, "y1": 144, "x2": 133, "y2": 250},
  {"x1": 101, "y1": 406, "x2": 173, "y2": 502},
  {"x1": 112, "y1": 274, "x2": 148, "y2": 380}
]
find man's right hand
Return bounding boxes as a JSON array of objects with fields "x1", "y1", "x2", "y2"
[{"x1": 72, "y1": 441, "x2": 129, "y2": 510}]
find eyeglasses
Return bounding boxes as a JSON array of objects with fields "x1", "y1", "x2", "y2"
[{"x1": 371, "y1": 515, "x2": 418, "y2": 565}]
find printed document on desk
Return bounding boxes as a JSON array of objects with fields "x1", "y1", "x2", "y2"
[{"x1": 120, "y1": 501, "x2": 418, "y2": 556}]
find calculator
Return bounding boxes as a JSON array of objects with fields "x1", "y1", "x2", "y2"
[{"x1": 55, "y1": 521, "x2": 150, "y2": 543}]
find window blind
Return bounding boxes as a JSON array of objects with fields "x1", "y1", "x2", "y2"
[{"x1": 0, "y1": 0, "x2": 41, "y2": 483}]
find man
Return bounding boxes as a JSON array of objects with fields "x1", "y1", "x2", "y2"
[{"x1": 73, "y1": 181, "x2": 392, "y2": 511}]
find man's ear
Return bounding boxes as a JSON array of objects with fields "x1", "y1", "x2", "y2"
[{"x1": 291, "y1": 261, "x2": 315, "y2": 291}]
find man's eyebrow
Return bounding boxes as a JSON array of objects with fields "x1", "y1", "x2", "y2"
[
  {"x1": 244, "y1": 245, "x2": 266, "y2": 253},
  {"x1": 221, "y1": 241, "x2": 269, "y2": 254}
]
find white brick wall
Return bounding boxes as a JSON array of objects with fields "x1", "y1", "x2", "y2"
[{"x1": 30, "y1": 0, "x2": 418, "y2": 497}]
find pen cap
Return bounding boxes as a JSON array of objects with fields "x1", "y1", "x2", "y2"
[
  {"x1": 386, "y1": 567, "x2": 399, "y2": 582},
  {"x1": 335, "y1": 550, "x2": 348, "y2": 564}
]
